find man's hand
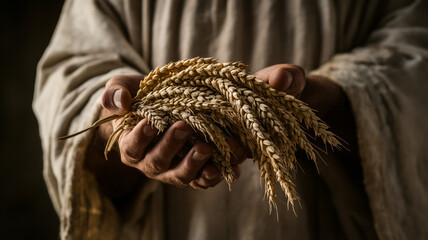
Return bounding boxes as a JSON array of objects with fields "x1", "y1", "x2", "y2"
[
  {"x1": 95, "y1": 75, "x2": 247, "y2": 191},
  {"x1": 88, "y1": 64, "x2": 351, "y2": 200},
  {"x1": 255, "y1": 64, "x2": 358, "y2": 154},
  {"x1": 254, "y1": 64, "x2": 346, "y2": 119}
]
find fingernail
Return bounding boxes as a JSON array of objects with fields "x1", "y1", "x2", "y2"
[
  {"x1": 113, "y1": 89, "x2": 123, "y2": 108},
  {"x1": 204, "y1": 172, "x2": 219, "y2": 180},
  {"x1": 174, "y1": 129, "x2": 191, "y2": 140},
  {"x1": 143, "y1": 124, "x2": 157, "y2": 137},
  {"x1": 192, "y1": 151, "x2": 210, "y2": 161}
]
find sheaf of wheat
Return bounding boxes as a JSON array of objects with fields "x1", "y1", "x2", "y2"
[{"x1": 61, "y1": 57, "x2": 341, "y2": 214}]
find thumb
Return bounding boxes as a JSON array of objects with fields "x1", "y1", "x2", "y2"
[
  {"x1": 255, "y1": 64, "x2": 306, "y2": 97},
  {"x1": 102, "y1": 86, "x2": 132, "y2": 115}
]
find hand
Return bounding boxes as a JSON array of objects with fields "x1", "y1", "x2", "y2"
[
  {"x1": 255, "y1": 64, "x2": 358, "y2": 154},
  {"x1": 254, "y1": 64, "x2": 346, "y2": 118},
  {"x1": 97, "y1": 75, "x2": 247, "y2": 190}
]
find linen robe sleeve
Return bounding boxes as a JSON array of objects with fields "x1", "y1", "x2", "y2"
[
  {"x1": 311, "y1": 1, "x2": 428, "y2": 239},
  {"x1": 32, "y1": 0, "x2": 160, "y2": 239}
]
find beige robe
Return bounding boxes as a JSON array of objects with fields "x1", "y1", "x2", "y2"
[{"x1": 33, "y1": 0, "x2": 428, "y2": 239}]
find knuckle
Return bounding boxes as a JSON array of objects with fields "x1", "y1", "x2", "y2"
[
  {"x1": 200, "y1": 178, "x2": 221, "y2": 189},
  {"x1": 143, "y1": 172, "x2": 155, "y2": 179},
  {"x1": 173, "y1": 174, "x2": 192, "y2": 186},
  {"x1": 144, "y1": 154, "x2": 169, "y2": 174},
  {"x1": 194, "y1": 142, "x2": 213, "y2": 154},
  {"x1": 120, "y1": 156, "x2": 136, "y2": 167},
  {"x1": 191, "y1": 182, "x2": 208, "y2": 190},
  {"x1": 121, "y1": 148, "x2": 141, "y2": 164},
  {"x1": 107, "y1": 75, "x2": 126, "y2": 86},
  {"x1": 141, "y1": 168, "x2": 157, "y2": 179},
  {"x1": 169, "y1": 176, "x2": 189, "y2": 188},
  {"x1": 184, "y1": 153, "x2": 208, "y2": 175}
]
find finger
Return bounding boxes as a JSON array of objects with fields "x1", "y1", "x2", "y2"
[
  {"x1": 268, "y1": 67, "x2": 292, "y2": 91},
  {"x1": 161, "y1": 141, "x2": 213, "y2": 187},
  {"x1": 274, "y1": 65, "x2": 305, "y2": 96},
  {"x1": 190, "y1": 176, "x2": 222, "y2": 190},
  {"x1": 254, "y1": 65, "x2": 277, "y2": 83},
  {"x1": 227, "y1": 137, "x2": 247, "y2": 165},
  {"x1": 254, "y1": 64, "x2": 306, "y2": 96},
  {"x1": 189, "y1": 181, "x2": 207, "y2": 190},
  {"x1": 102, "y1": 75, "x2": 144, "y2": 114},
  {"x1": 119, "y1": 118, "x2": 159, "y2": 165},
  {"x1": 105, "y1": 75, "x2": 143, "y2": 94},
  {"x1": 191, "y1": 162, "x2": 223, "y2": 189},
  {"x1": 138, "y1": 121, "x2": 193, "y2": 177}
]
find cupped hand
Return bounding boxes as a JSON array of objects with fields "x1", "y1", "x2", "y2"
[
  {"x1": 254, "y1": 64, "x2": 345, "y2": 118},
  {"x1": 98, "y1": 75, "x2": 247, "y2": 190}
]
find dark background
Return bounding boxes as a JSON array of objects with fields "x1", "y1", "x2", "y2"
[{"x1": 1, "y1": 1, "x2": 65, "y2": 239}]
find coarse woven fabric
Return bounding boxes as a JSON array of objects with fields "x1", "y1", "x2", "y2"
[{"x1": 33, "y1": 0, "x2": 428, "y2": 239}]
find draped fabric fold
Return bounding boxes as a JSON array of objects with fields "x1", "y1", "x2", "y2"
[{"x1": 33, "y1": 0, "x2": 428, "y2": 239}]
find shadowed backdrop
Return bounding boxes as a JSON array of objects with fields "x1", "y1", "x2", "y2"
[{"x1": 0, "y1": 1, "x2": 64, "y2": 239}]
